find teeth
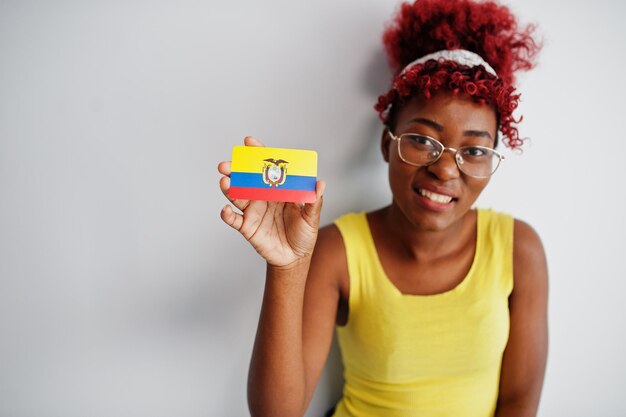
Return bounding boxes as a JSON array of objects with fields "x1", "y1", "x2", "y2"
[{"x1": 419, "y1": 189, "x2": 453, "y2": 204}]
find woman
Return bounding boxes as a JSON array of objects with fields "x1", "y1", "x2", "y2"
[{"x1": 218, "y1": 0, "x2": 547, "y2": 416}]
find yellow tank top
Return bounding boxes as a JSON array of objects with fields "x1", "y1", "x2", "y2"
[{"x1": 332, "y1": 209, "x2": 513, "y2": 417}]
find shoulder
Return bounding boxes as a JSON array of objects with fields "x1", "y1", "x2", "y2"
[
  {"x1": 512, "y1": 218, "x2": 548, "y2": 297},
  {"x1": 315, "y1": 211, "x2": 367, "y2": 259},
  {"x1": 314, "y1": 222, "x2": 345, "y2": 261},
  {"x1": 513, "y1": 219, "x2": 546, "y2": 267},
  {"x1": 309, "y1": 221, "x2": 350, "y2": 288}
]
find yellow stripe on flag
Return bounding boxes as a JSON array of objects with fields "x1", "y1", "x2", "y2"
[{"x1": 231, "y1": 146, "x2": 317, "y2": 177}]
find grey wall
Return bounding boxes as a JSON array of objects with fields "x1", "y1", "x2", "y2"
[{"x1": 1, "y1": 1, "x2": 625, "y2": 416}]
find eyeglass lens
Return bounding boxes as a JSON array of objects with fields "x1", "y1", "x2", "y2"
[{"x1": 398, "y1": 134, "x2": 500, "y2": 178}]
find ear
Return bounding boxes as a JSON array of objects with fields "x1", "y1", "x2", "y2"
[{"x1": 381, "y1": 128, "x2": 391, "y2": 163}]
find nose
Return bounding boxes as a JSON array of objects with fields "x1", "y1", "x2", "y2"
[{"x1": 426, "y1": 148, "x2": 461, "y2": 180}]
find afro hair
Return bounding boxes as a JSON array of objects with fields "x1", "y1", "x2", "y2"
[{"x1": 375, "y1": 0, "x2": 541, "y2": 149}]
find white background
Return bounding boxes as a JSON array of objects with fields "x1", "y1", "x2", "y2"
[{"x1": 1, "y1": 1, "x2": 625, "y2": 416}]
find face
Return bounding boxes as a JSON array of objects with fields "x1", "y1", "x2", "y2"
[{"x1": 382, "y1": 92, "x2": 498, "y2": 232}]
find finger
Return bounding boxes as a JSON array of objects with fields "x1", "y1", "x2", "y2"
[
  {"x1": 217, "y1": 161, "x2": 231, "y2": 176},
  {"x1": 218, "y1": 136, "x2": 264, "y2": 177},
  {"x1": 219, "y1": 176, "x2": 251, "y2": 211},
  {"x1": 220, "y1": 205, "x2": 244, "y2": 231},
  {"x1": 243, "y1": 136, "x2": 266, "y2": 147},
  {"x1": 303, "y1": 179, "x2": 326, "y2": 219},
  {"x1": 315, "y1": 179, "x2": 326, "y2": 200}
]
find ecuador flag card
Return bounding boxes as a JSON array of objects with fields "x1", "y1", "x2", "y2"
[{"x1": 229, "y1": 146, "x2": 318, "y2": 203}]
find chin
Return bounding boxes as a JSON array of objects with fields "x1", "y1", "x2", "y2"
[
  {"x1": 415, "y1": 213, "x2": 460, "y2": 232},
  {"x1": 393, "y1": 199, "x2": 462, "y2": 233},
  {"x1": 412, "y1": 196, "x2": 467, "y2": 231}
]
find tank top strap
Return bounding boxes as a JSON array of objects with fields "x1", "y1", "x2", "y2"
[
  {"x1": 334, "y1": 210, "x2": 514, "y2": 301},
  {"x1": 474, "y1": 208, "x2": 515, "y2": 297},
  {"x1": 334, "y1": 212, "x2": 385, "y2": 310}
]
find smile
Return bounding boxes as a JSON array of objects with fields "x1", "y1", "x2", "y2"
[{"x1": 417, "y1": 188, "x2": 454, "y2": 204}]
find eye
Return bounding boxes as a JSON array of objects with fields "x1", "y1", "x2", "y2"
[
  {"x1": 461, "y1": 146, "x2": 488, "y2": 158},
  {"x1": 405, "y1": 134, "x2": 439, "y2": 148}
]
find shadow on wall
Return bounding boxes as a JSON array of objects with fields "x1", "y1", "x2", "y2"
[
  {"x1": 306, "y1": 50, "x2": 393, "y2": 417},
  {"x1": 325, "y1": 48, "x2": 393, "y2": 221}
]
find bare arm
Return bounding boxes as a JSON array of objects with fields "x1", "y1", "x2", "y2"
[
  {"x1": 495, "y1": 220, "x2": 549, "y2": 417},
  {"x1": 218, "y1": 137, "x2": 344, "y2": 417},
  {"x1": 246, "y1": 226, "x2": 345, "y2": 417},
  {"x1": 247, "y1": 259, "x2": 313, "y2": 417}
]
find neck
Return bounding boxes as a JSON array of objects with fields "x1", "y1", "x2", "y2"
[{"x1": 380, "y1": 203, "x2": 474, "y2": 261}]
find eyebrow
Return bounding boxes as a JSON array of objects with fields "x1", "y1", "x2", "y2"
[
  {"x1": 409, "y1": 117, "x2": 444, "y2": 132},
  {"x1": 463, "y1": 129, "x2": 494, "y2": 141},
  {"x1": 408, "y1": 117, "x2": 494, "y2": 141}
]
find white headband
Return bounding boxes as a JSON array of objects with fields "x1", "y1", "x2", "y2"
[
  {"x1": 400, "y1": 49, "x2": 497, "y2": 77},
  {"x1": 382, "y1": 49, "x2": 498, "y2": 118}
]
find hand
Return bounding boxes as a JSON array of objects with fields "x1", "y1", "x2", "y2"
[{"x1": 218, "y1": 136, "x2": 326, "y2": 268}]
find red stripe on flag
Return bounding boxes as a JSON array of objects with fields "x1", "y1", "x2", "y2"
[{"x1": 229, "y1": 186, "x2": 316, "y2": 203}]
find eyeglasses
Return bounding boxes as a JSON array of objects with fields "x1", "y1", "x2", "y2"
[{"x1": 387, "y1": 131, "x2": 504, "y2": 178}]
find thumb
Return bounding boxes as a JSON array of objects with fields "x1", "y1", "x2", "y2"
[{"x1": 303, "y1": 179, "x2": 326, "y2": 220}]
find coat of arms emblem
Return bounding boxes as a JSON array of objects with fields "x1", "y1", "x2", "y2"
[{"x1": 262, "y1": 158, "x2": 288, "y2": 187}]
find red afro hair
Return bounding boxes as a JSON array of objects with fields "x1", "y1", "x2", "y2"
[{"x1": 375, "y1": 0, "x2": 541, "y2": 149}]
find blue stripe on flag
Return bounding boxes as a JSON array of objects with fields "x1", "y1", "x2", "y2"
[{"x1": 230, "y1": 172, "x2": 316, "y2": 191}]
